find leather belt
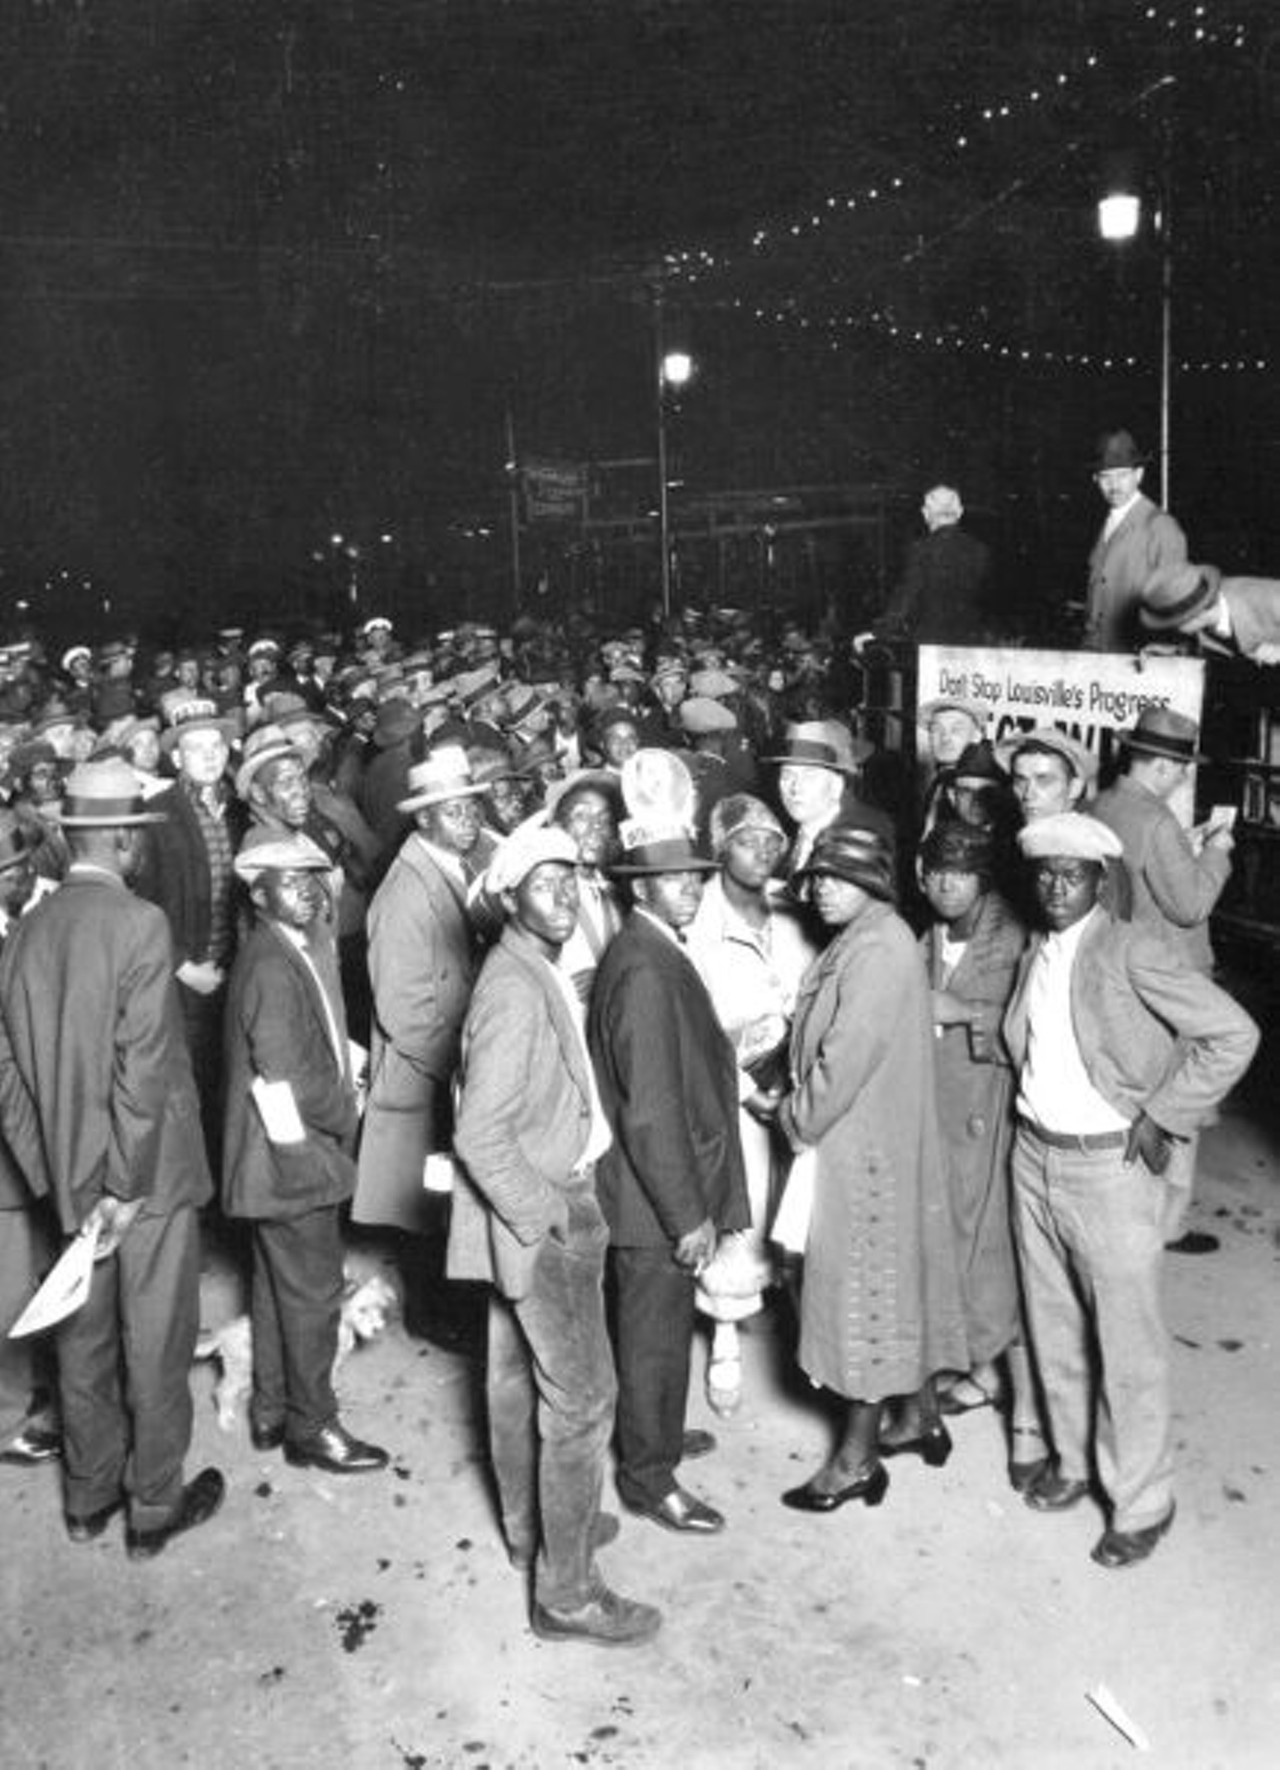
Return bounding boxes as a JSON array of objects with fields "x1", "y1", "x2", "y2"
[{"x1": 1018, "y1": 1118, "x2": 1127, "y2": 1152}]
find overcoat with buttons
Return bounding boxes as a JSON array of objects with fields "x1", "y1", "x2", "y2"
[{"x1": 781, "y1": 897, "x2": 968, "y2": 1400}]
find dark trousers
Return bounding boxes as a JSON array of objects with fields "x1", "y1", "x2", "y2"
[
  {"x1": 180, "y1": 982, "x2": 227, "y2": 1169},
  {"x1": 249, "y1": 1207, "x2": 344, "y2": 1440},
  {"x1": 58, "y1": 1205, "x2": 200, "y2": 1532},
  {"x1": 487, "y1": 1189, "x2": 616, "y2": 1611},
  {"x1": 610, "y1": 1243, "x2": 696, "y2": 1508}
]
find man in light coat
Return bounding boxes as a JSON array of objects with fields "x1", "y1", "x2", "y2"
[
  {"x1": 1084, "y1": 429, "x2": 1187, "y2": 652},
  {"x1": 450, "y1": 824, "x2": 660, "y2": 1648},
  {"x1": 1004, "y1": 813, "x2": 1257, "y2": 1568}
]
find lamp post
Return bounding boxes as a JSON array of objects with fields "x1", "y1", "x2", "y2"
[
  {"x1": 652, "y1": 283, "x2": 695, "y2": 619},
  {"x1": 1098, "y1": 168, "x2": 1174, "y2": 508}
]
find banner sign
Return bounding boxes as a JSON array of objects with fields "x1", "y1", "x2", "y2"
[
  {"x1": 522, "y1": 459, "x2": 587, "y2": 522},
  {"x1": 916, "y1": 645, "x2": 1206, "y2": 821}
]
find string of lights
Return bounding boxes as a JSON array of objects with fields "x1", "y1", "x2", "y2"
[{"x1": 665, "y1": 4, "x2": 1252, "y2": 286}]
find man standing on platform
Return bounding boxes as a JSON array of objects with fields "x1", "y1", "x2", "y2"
[{"x1": 1084, "y1": 429, "x2": 1186, "y2": 653}]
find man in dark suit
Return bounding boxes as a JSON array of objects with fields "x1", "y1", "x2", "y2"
[
  {"x1": 588, "y1": 828, "x2": 749, "y2": 1535},
  {"x1": 222, "y1": 830, "x2": 388, "y2": 1475},
  {"x1": 859, "y1": 483, "x2": 991, "y2": 647},
  {"x1": 450, "y1": 823, "x2": 660, "y2": 1647},
  {"x1": 1084, "y1": 429, "x2": 1186, "y2": 653},
  {"x1": 0, "y1": 759, "x2": 223, "y2": 1557},
  {"x1": 134, "y1": 694, "x2": 247, "y2": 1160}
]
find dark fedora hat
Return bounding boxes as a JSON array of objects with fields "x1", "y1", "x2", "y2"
[
  {"x1": 797, "y1": 820, "x2": 897, "y2": 902},
  {"x1": 1140, "y1": 563, "x2": 1222, "y2": 631},
  {"x1": 1094, "y1": 428, "x2": 1148, "y2": 471},
  {"x1": 950, "y1": 739, "x2": 1005, "y2": 786},
  {"x1": 1120, "y1": 705, "x2": 1202, "y2": 763}
]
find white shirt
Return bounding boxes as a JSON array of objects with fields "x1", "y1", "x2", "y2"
[
  {"x1": 543, "y1": 953, "x2": 612, "y2": 1167},
  {"x1": 1016, "y1": 907, "x2": 1130, "y2": 1135},
  {"x1": 1102, "y1": 491, "x2": 1142, "y2": 543}
]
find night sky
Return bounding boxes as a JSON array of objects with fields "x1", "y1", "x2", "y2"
[{"x1": 1, "y1": 1, "x2": 1277, "y2": 638}]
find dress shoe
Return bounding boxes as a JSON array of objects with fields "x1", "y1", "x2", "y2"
[
  {"x1": 66, "y1": 1497, "x2": 125, "y2": 1544},
  {"x1": 681, "y1": 1428, "x2": 717, "y2": 1461},
  {"x1": 509, "y1": 1510, "x2": 621, "y2": 1572},
  {"x1": 781, "y1": 1461, "x2": 889, "y2": 1513},
  {"x1": 125, "y1": 1468, "x2": 225, "y2": 1561},
  {"x1": 1024, "y1": 1466, "x2": 1091, "y2": 1512},
  {"x1": 1165, "y1": 1231, "x2": 1219, "y2": 1255},
  {"x1": 250, "y1": 1418, "x2": 286, "y2": 1453},
  {"x1": 624, "y1": 1485, "x2": 724, "y2": 1535},
  {"x1": 284, "y1": 1421, "x2": 389, "y2": 1475},
  {"x1": 1091, "y1": 1505, "x2": 1175, "y2": 1569},
  {"x1": 879, "y1": 1423, "x2": 952, "y2": 1468},
  {"x1": 531, "y1": 1584, "x2": 663, "y2": 1648},
  {"x1": 1, "y1": 1424, "x2": 62, "y2": 1466}
]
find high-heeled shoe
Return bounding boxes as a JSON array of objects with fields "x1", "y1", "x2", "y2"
[
  {"x1": 781, "y1": 1461, "x2": 889, "y2": 1512},
  {"x1": 878, "y1": 1422, "x2": 952, "y2": 1467}
]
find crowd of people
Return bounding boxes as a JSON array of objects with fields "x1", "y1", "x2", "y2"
[{"x1": 0, "y1": 444, "x2": 1268, "y2": 1647}]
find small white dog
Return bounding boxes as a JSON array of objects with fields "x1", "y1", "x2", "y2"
[{"x1": 195, "y1": 1270, "x2": 399, "y2": 1432}]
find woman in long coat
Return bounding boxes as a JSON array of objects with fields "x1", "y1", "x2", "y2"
[
  {"x1": 915, "y1": 819, "x2": 1047, "y2": 1488},
  {"x1": 776, "y1": 822, "x2": 967, "y2": 1512}
]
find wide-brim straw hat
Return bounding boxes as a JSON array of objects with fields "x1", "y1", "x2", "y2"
[{"x1": 56, "y1": 758, "x2": 167, "y2": 826}]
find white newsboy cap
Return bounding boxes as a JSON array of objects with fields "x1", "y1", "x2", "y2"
[{"x1": 1018, "y1": 812, "x2": 1124, "y2": 863}]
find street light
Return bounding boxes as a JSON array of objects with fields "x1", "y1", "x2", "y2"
[
  {"x1": 1097, "y1": 171, "x2": 1174, "y2": 508},
  {"x1": 652, "y1": 280, "x2": 698, "y2": 620}
]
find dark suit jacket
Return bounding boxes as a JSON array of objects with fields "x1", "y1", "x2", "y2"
[
  {"x1": 450, "y1": 923, "x2": 596, "y2": 1300},
  {"x1": 588, "y1": 911, "x2": 749, "y2": 1249},
  {"x1": 222, "y1": 918, "x2": 358, "y2": 1220},
  {"x1": 134, "y1": 780, "x2": 248, "y2": 967},
  {"x1": 0, "y1": 872, "x2": 211, "y2": 1233},
  {"x1": 879, "y1": 524, "x2": 991, "y2": 644}
]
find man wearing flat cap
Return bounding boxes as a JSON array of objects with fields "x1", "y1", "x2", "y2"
[
  {"x1": 449, "y1": 825, "x2": 661, "y2": 1647},
  {"x1": 0, "y1": 760, "x2": 224, "y2": 1556},
  {"x1": 588, "y1": 825, "x2": 749, "y2": 1537},
  {"x1": 1084, "y1": 429, "x2": 1187, "y2": 652},
  {"x1": 222, "y1": 830, "x2": 388, "y2": 1476},
  {"x1": 1004, "y1": 812, "x2": 1257, "y2": 1568}
]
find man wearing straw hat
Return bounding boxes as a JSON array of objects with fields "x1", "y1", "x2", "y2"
[{"x1": 0, "y1": 759, "x2": 223, "y2": 1556}]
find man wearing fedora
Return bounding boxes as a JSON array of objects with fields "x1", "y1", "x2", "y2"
[
  {"x1": 765, "y1": 719, "x2": 891, "y2": 881},
  {"x1": 1084, "y1": 429, "x2": 1187, "y2": 653},
  {"x1": 1140, "y1": 561, "x2": 1280, "y2": 666},
  {"x1": 588, "y1": 825, "x2": 749, "y2": 1536},
  {"x1": 353, "y1": 746, "x2": 495, "y2": 1242},
  {"x1": 0, "y1": 760, "x2": 223, "y2": 1556},
  {"x1": 1092, "y1": 708, "x2": 1236, "y2": 1252}
]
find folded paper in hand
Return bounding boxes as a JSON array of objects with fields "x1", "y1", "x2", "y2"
[
  {"x1": 8, "y1": 1221, "x2": 101, "y2": 1339},
  {"x1": 251, "y1": 1076, "x2": 307, "y2": 1144},
  {"x1": 423, "y1": 1152, "x2": 458, "y2": 1194}
]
